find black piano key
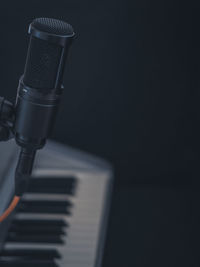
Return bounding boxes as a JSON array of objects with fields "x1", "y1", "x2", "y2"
[
  {"x1": 19, "y1": 199, "x2": 72, "y2": 208},
  {"x1": 9, "y1": 224, "x2": 65, "y2": 235},
  {"x1": 0, "y1": 259, "x2": 59, "y2": 267},
  {"x1": 27, "y1": 176, "x2": 77, "y2": 195},
  {"x1": 0, "y1": 248, "x2": 61, "y2": 259},
  {"x1": 6, "y1": 232, "x2": 64, "y2": 244},
  {"x1": 18, "y1": 199, "x2": 71, "y2": 214},
  {"x1": 11, "y1": 218, "x2": 68, "y2": 228}
]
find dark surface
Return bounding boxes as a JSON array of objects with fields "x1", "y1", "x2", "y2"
[{"x1": 0, "y1": 1, "x2": 200, "y2": 266}]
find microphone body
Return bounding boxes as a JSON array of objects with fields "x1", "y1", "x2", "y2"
[
  {"x1": 15, "y1": 78, "x2": 60, "y2": 149},
  {"x1": 13, "y1": 18, "x2": 75, "y2": 195}
]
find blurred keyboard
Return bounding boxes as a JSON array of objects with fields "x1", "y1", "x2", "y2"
[{"x1": 0, "y1": 140, "x2": 113, "y2": 267}]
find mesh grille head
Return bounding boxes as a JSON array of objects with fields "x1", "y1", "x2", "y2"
[
  {"x1": 31, "y1": 18, "x2": 74, "y2": 36},
  {"x1": 23, "y1": 36, "x2": 62, "y2": 89}
]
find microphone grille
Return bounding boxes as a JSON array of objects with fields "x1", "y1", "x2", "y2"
[
  {"x1": 23, "y1": 36, "x2": 62, "y2": 89},
  {"x1": 31, "y1": 18, "x2": 74, "y2": 36}
]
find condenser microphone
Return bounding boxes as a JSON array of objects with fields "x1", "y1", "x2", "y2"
[{"x1": 14, "y1": 18, "x2": 75, "y2": 196}]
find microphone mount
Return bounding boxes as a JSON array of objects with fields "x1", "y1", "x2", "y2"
[{"x1": 0, "y1": 97, "x2": 15, "y2": 142}]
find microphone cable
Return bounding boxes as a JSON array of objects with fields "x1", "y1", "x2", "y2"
[{"x1": 0, "y1": 196, "x2": 20, "y2": 222}]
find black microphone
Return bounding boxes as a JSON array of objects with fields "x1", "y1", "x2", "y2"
[{"x1": 14, "y1": 18, "x2": 75, "y2": 196}]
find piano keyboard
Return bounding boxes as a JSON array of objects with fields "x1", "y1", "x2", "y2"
[{"x1": 0, "y1": 140, "x2": 113, "y2": 267}]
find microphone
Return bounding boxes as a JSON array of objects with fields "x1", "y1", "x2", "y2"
[{"x1": 14, "y1": 18, "x2": 75, "y2": 196}]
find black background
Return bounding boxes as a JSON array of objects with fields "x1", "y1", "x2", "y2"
[{"x1": 1, "y1": 1, "x2": 200, "y2": 266}]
